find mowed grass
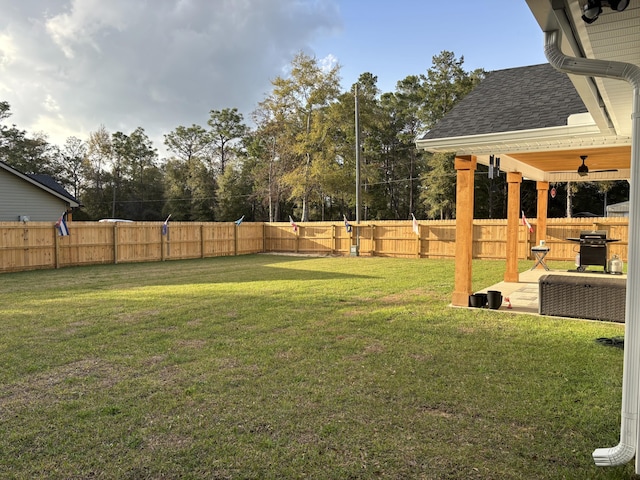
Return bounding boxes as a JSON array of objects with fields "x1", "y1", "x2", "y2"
[{"x1": 0, "y1": 254, "x2": 634, "y2": 479}]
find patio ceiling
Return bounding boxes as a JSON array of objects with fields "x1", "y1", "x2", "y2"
[
  {"x1": 417, "y1": 0, "x2": 640, "y2": 183},
  {"x1": 482, "y1": 144, "x2": 632, "y2": 183}
]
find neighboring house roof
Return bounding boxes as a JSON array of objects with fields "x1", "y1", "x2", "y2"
[
  {"x1": 0, "y1": 160, "x2": 80, "y2": 208},
  {"x1": 27, "y1": 173, "x2": 81, "y2": 205},
  {"x1": 421, "y1": 63, "x2": 588, "y2": 141}
]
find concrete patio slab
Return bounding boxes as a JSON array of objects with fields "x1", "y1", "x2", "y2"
[{"x1": 468, "y1": 269, "x2": 627, "y2": 317}]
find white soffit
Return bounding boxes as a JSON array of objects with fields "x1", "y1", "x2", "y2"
[{"x1": 562, "y1": 0, "x2": 639, "y2": 136}]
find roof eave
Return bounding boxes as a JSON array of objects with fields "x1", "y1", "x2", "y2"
[
  {"x1": 416, "y1": 124, "x2": 630, "y2": 156},
  {"x1": 526, "y1": 0, "x2": 617, "y2": 135}
]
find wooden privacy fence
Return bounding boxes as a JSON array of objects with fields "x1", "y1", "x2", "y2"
[
  {"x1": 0, "y1": 217, "x2": 629, "y2": 273},
  {"x1": 0, "y1": 222, "x2": 264, "y2": 273}
]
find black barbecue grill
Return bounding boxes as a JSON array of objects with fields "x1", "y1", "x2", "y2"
[{"x1": 567, "y1": 230, "x2": 620, "y2": 272}]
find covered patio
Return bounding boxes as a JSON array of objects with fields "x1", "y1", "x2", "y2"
[
  {"x1": 416, "y1": 62, "x2": 633, "y2": 308},
  {"x1": 474, "y1": 268, "x2": 552, "y2": 316},
  {"x1": 417, "y1": 0, "x2": 640, "y2": 472},
  {"x1": 473, "y1": 267, "x2": 627, "y2": 320}
]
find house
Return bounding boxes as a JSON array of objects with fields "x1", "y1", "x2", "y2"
[
  {"x1": 606, "y1": 200, "x2": 629, "y2": 217},
  {"x1": 416, "y1": 0, "x2": 639, "y2": 471},
  {"x1": 0, "y1": 160, "x2": 80, "y2": 222}
]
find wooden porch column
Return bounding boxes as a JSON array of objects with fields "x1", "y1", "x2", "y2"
[
  {"x1": 451, "y1": 155, "x2": 476, "y2": 306},
  {"x1": 505, "y1": 172, "x2": 522, "y2": 282},
  {"x1": 536, "y1": 181, "x2": 549, "y2": 247}
]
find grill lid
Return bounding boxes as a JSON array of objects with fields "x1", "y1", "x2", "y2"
[
  {"x1": 580, "y1": 230, "x2": 607, "y2": 240},
  {"x1": 566, "y1": 230, "x2": 620, "y2": 244}
]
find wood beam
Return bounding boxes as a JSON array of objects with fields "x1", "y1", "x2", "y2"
[
  {"x1": 452, "y1": 155, "x2": 477, "y2": 306},
  {"x1": 536, "y1": 181, "x2": 549, "y2": 252},
  {"x1": 505, "y1": 172, "x2": 522, "y2": 282}
]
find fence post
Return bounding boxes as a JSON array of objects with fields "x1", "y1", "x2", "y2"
[
  {"x1": 350, "y1": 225, "x2": 354, "y2": 254},
  {"x1": 113, "y1": 223, "x2": 118, "y2": 264},
  {"x1": 416, "y1": 224, "x2": 421, "y2": 258},
  {"x1": 54, "y1": 226, "x2": 60, "y2": 269},
  {"x1": 201, "y1": 224, "x2": 205, "y2": 258},
  {"x1": 332, "y1": 224, "x2": 336, "y2": 254},
  {"x1": 371, "y1": 224, "x2": 375, "y2": 256},
  {"x1": 161, "y1": 225, "x2": 165, "y2": 261},
  {"x1": 22, "y1": 225, "x2": 29, "y2": 269},
  {"x1": 263, "y1": 223, "x2": 267, "y2": 253},
  {"x1": 234, "y1": 223, "x2": 238, "y2": 256}
]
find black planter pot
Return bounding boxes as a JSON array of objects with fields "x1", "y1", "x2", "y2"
[
  {"x1": 469, "y1": 293, "x2": 488, "y2": 308},
  {"x1": 469, "y1": 294, "x2": 482, "y2": 307},
  {"x1": 476, "y1": 292, "x2": 488, "y2": 307},
  {"x1": 487, "y1": 290, "x2": 502, "y2": 309}
]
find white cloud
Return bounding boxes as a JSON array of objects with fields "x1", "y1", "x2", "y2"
[
  {"x1": 43, "y1": 94, "x2": 61, "y2": 114},
  {"x1": 0, "y1": 0, "x2": 341, "y2": 155},
  {"x1": 0, "y1": 32, "x2": 17, "y2": 68},
  {"x1": 319, "y1": 53, "x2": 339, "y2": 73},
  {"x1": 45, "y1": 0, "x2": 129, "y2": 58}
]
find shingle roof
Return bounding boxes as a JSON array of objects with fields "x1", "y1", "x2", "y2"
[
  {"x1": 421, "y1": 63, "x2": 588, "y2": 140},
  {"x1": 27, "y1": 173, "x2": 80, "y2": 204}
]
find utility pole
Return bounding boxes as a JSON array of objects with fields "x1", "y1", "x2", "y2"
[
  {"x1": 355, "y1": 83, "x2": 361, "y2": 224},
  {"x1": 354, "y1": 83, "x2": 361, "y2": 255}
]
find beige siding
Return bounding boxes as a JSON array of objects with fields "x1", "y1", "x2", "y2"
[{"x1": 0, "y1": 169, "x2": 69, "y2": 222}]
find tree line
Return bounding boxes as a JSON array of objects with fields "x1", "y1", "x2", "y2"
[{"x1": 0, "y1": 51, "x2": 628, "y2": 222}]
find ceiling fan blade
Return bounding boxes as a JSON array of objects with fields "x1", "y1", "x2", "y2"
[{"x1": 550, "y1": 168, "x2": 618, "y2": 174}]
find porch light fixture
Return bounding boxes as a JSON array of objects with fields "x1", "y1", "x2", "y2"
[
  {"x1": 582, "y1": 0, "x2": 630, "y2": 24},
  {"x1": 610, "y1": 0, "x2": 631, "y2": 11}
]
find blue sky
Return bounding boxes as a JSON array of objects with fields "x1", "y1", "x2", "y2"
[
  {"x1": 0, "y1": 0, "x2": 548, "y2": 154},
  {"x1": 316, "y1": 1, "x2": 548, "y2": 93}
]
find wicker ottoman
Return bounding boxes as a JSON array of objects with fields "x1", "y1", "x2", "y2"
[{"x1": 539, "y1": 274, "x2": 626, "y2": 323}]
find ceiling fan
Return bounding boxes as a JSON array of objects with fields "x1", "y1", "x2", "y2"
[{"x1": 572, "y1": 155, "x2": 618, "y2": 177}]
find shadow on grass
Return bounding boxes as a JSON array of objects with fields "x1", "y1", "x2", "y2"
[{"x1": 0, "y1": 254, "x2": 378, "y2": 291}]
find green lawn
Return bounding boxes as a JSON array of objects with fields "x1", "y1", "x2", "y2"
[{"x1": 0, "y1": 255, "x2": 634, "y2": 479}]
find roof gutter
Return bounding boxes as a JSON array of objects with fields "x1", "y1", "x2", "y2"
[{"x1": 545, "y1": 29, "x2": 640, "y2": 469}]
